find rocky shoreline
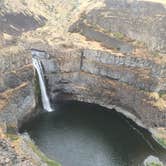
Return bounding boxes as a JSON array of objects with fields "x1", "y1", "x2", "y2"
[
  {"x1": 0, "y1": 128, "x2": 61, "y2": 166},
  {"x1": 0, "y1": 138, "x2": 26, "y2": 166}
]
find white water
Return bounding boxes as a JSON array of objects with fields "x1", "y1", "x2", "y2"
[{"x1": 32, "y1": 58, "x2": 53, "y2": 112}]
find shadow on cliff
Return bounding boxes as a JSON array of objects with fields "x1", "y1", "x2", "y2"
[{"x1": 0, "y1": 12, "x2": 47, "y2": 36}]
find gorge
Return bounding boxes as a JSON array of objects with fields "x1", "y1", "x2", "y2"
[{"x1": 0, "y1": 0, "x2": 166, "y2": 166}]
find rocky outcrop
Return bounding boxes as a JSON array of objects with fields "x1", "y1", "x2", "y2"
[
  {"x1": 144, "y1": 155, "x2": 164, "y2": 166},
  {"x1": 69, "y1": 0, "x2": 166, "y2": 53},
  {"x1": 0, "y1": 13, "x2": 46, "y2": 36},
  {"x1": 0, "y1": 46, "x2": 36, "y2": 132},
  {"x1": 0, "y1": 138, "x2": 34, "y2": 165},
  {"x1": 0, "y1": 46, "x2": 44, "y2": 165},
  {"x1": 0, "y1": 129, "x2": 60, "y2": 166}
]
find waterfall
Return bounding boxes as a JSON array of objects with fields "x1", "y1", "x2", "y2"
[{"x1": 32, "y1": 58, "x2": 53, "y2": 112}]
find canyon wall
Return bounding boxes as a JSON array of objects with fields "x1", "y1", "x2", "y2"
[
  {"x1": 69, "y1": 0, "x2": 166, "y2": 53},
  {"x1": 0, "y1": 46, "x2": 36, "y2": 132},
  {"x1": 0, "y1": 0, "x2": 48, "y2": 131},
  {"x1": 39, "y1": 48, "x2": 166, "y2": 134}
]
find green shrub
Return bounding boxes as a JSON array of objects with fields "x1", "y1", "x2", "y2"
[
  {"x1": 157, "y1": 137, "x2": 166, "y2": 148},
  {"x1": 146, "y1": 162, "x2": 163, "y2": 166},
  {"x1": 113, "y1": 32, "x2": 125, "y2": 40}
]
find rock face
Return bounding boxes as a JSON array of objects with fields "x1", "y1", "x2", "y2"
[
  {"x1": 144, "y1": 155, "x2": 164, "y2": 166},
  {"x1": 0, "y1": 46, "x2": 36, "y2": 132},
  {"x1": 0, "y1": 13, "x2": 46, "y2": 36},
  {"x1": 0, "y1": 46, "x2": 41, "y2": 165},
  {"x1": 0, "y1": 138, "x2": 30, "y2": 165},
  {"x1": 69, "y1": 0, "x2": 166, "y2": 53},
  {"x1": 39, "y1": 47, "x2": 166, "y2": 137}
]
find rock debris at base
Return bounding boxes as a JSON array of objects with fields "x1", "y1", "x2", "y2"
[{"x1": 0, "y1": 139, "x2": 33, "y2": 166}]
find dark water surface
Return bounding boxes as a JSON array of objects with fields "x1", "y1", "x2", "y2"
[{"x1": 20, "y1": 101, "x2": 166, "y2": 166}]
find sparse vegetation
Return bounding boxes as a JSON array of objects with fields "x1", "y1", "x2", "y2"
[
  {"x1": 158, "y1": 91, "x2": 166, "y2": 98},
  {"x1": 157, "y1": 137, "x2": 166, "y2": 148},
  {"x1": 5, "y1": 132, "x2": 61, "y2": 166},
  {"x1": 6, "y1": 133, "x2": 19, "y2": 141},
  {"x1": 113, "y1": 32, "x2": 125, "y2": 40},
  {"x1": 146, "y1": 163, "x2": 163, "y2": 166},
  {"x1": 133, "y1": 40, "x2": 146, "y2": 48},
  {"x1": 28, "y1": 141, "x2": 61, "y2": 166},
  {"x1": 152, "y1": 52, "x2": 160, "y2": 57}
]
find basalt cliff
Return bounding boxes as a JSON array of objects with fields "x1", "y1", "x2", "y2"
[{"x1": 0, "y1": 0, "x2": 166, "y2": 165}]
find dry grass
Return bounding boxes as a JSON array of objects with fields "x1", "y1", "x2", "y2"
[
  {"x1": 0, "y1": 45, "x2": 25, "y2": 57},
  {"x1": 153, "y1": 98, "x2": 166, "y2": 110},
  {"x1": 1, "y1": 0, "x2": 166, "y2": 64}
]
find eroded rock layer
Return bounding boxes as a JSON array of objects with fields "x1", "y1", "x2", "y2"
[
  {"x1": 0, "y1": 46, "x2": 36, "y2": 132},
  {"x1": 38, "y1": 48, "x2": 166, "y2": 136},
  {"x1": 69, "y1": 0, "x2": 166, "y2": 53}
]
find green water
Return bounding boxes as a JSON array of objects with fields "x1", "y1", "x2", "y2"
[{"x1": 20, "y1": 101, "x2": 166, "y2": 166}]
